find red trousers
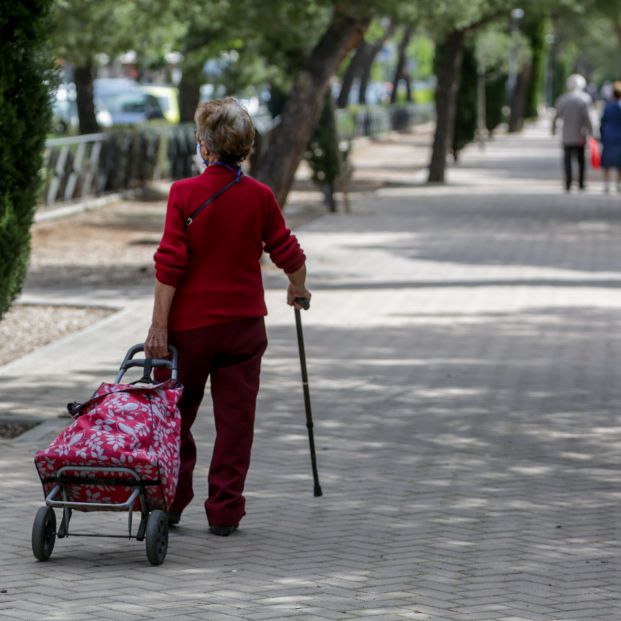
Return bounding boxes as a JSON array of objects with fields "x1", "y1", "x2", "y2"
[{"x1": 157, "y1": 317, "x2": 267, "y2": 526}]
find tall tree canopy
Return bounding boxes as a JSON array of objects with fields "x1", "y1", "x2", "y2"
[
  {"x1": 49, "y1": 0, "x2": 603, "y2": 194},
  {"x1": 52, "y1": 0, "x2": 181, "y2": 132}
]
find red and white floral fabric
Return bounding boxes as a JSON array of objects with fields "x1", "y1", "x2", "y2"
[{"x1": 35, "y1": 380, "x2": 182, "y2": 511}]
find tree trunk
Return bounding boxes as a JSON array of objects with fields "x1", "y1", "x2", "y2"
[
  {"x1": 508, "y1": 63, "x2": 531, "y2": 132},
  {"x1": 357, "y1": 47, "x2": 373, "y2": 105},
  {"x1": 615, "y1": 23, "x2": 621, "y2": 47},
  {"x1": 176, "y1": 23, "x2": 213, "y2": 123},
  {"x1": 324, "y1": 181, "x2": 336, "y2": 212},
  {"x1": 390, "y1": 24, "x2": 413, "y2": 104},
  {"x1": 257, "y1": 8, "x2": 370, "y2": 207},
  {"x1": 476, "y1": 67, "x2": 487, "y2": 147},
  {"x1": 337, "y1": 41, "x2": 367, "y2": 108},
  {"x1": 358, "y1": 21, "x2": 395, "y2": 105},
  {"x1": 428, "y1": 29, "x2": 465, "y2": 183},
  {"x1": 523, "y1": 17, "x2": 546, "y2": 119},
  {"x1": 74, "y1": 64, "x2": 99, "y2": 135},
  {"x1": 178, "y1": 68, "x2": 202, "y2": 123},
  {"x1": 404, "y1": 72, "x2": 413, "y2": 102}
]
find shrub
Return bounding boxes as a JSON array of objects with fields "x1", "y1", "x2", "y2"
[
  {"x1": 305, "y1": 92, "x2": 348, "y2": 212},
  {"x1": 0, "y1": 1, "x2": 55, "y2": 319}
]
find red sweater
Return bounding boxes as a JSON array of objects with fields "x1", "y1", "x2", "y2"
[{"x1": 154, "y1": 166, "x2": 306, "y2": 331}]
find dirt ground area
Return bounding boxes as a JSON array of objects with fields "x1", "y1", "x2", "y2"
[
  {"x1": 27, "y1": 193, "x2": 171, "y2": 290},
  {"x1": 0, "y1": 304, "x2": 113, "y2": 367},
  {"x1": 0, "y1": 194, "x2": 171, "y2": 366}
]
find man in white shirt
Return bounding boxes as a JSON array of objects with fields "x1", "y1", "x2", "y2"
[{"x1": 553, "y1": 74, "x2": 593, "y2": 192}]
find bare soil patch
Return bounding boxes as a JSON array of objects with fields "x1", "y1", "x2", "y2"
[
  {"x1": 0, "y1": 419, "x2": 39, "y2": 439},
  {"x1": 26, "y1": 199, "x2": 165, "y2": 291},
  {"x1": 0, "y1": 304, "x2": 113, "y2": 366}
]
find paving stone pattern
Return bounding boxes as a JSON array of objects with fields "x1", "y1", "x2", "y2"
[{"x1": 2, "y1": 127, "x2": 621, "y2": 620}]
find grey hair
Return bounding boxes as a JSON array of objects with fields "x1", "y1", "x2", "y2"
[
  {"x1": 567, "y1": 74, "x2": 586, "y2": 92},
  {"x1": 194, "y1": 97, "x2": 255, "y2": 163}
]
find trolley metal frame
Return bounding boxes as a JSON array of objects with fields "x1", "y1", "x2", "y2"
[
  {"x1": 45, "y1": 465, "x2": 150, "y2": 540},
  {"x1": 32, "y1": 344, "x2": 178, "y2": 565}
]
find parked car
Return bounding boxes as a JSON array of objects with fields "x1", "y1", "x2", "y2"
[
  {"x1": 141, "y1": 84, "x2": 180, "y2": 124},
  {"x1": 94, "y1": 78, "x2": 165, "y2": 127},
  {"x1": 51, "y1": 78, "x2": 167, "y2": 134}
]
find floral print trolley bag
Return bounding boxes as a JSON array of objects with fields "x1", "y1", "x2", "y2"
[{"x1": 32, "y1": 344, "x2": 182, "y2": 565}]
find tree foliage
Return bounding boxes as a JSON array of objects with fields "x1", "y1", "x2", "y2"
[
  {"x1": 53, "y1": 0, "x2": 182, "y2": 131},
  {"x1": 552, "y1": 6, "x2": 621, "y2": 86},
  {"x1": 0, "y1": 0, "x2": 56, "y2": 319},
  {"x1": 52, "y1": 0, "x2": 181, "y2": 64}
]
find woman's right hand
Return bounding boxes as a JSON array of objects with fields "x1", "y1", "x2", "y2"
[
  {"x1": 286, "y1": 265, "x2": 311, "y2": 309},
  {"x1": 144, "y1": 324, "x2": 169, "y2": 359},
  {"x1": 287, "y1": 283, "x2": 312, "y2": 309}
]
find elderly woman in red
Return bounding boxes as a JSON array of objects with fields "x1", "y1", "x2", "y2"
[{"x1": 145, "y1": 97, "x2": 310, "y2": 536}]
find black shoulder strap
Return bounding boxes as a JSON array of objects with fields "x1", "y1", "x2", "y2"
[{"x1": 185, "y1": 169, "x2": 243, "y2": 227}]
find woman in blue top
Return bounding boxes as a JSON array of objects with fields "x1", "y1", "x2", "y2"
[{"x1": 600, "y1": 82, "x2": 621, "y2": 193}]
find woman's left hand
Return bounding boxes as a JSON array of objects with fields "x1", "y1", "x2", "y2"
[{"x1": 144, "y1": 324, "x2": 169, "y2": 359}]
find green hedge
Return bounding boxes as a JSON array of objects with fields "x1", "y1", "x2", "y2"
[
  {"x1": 0, "y1": 1, "x2": 55, "y2": 319},
  {"x1": 306, "y1": 93, "x2": 342, "y2": 188}
]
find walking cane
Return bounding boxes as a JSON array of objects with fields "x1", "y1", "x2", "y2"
[{"x1": 294, "y1": 298, "x2": 323, "y2": 497}]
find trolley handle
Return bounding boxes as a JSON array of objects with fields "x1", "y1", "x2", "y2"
[{"x1": 114, "y1": 343, "x2": 178, "y2": 384}]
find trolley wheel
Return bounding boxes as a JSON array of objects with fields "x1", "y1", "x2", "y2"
[
  {"x1": 145, "y1": 510, "x2": 168, "y2": 566},
  {"x1": 32, "y1": 506, "x2": 56, "y2": 561}
]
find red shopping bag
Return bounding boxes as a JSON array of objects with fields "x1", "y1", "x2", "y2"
[
  {"x1": 589, "y1": 137, "x2": 601, "y2": 169},
  {"x1": 35, "y1": 379, "x2": 182, "y2": 511}
]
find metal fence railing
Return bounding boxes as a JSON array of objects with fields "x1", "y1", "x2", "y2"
[{"x1": 42, "y1": 125, "x2": 196, "y2": 206}]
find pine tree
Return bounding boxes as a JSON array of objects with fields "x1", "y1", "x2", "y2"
[{"x1": 305, "y1": 93, "x2": 344, "y2": 212}]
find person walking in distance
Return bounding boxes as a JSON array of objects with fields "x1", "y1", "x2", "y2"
[
  {"x1": 600, "y1": 81, "x2": 621, "y2": 194},
  {"x1": 145, "y1": 98, "x2": 311, "y2": 536},
  {"x1": 552, "y1": 74, "x2": 593, "y2": 192}
]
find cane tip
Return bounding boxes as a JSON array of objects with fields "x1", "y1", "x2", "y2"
[{"x1": 314, "y1": 486, "x2": 323, "y2": 497}]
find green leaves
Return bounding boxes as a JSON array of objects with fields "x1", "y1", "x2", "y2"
[
  {"x1": 476, "y1": 25, "x2": 530, "y2": 76},
  {"x1": 52, "y1": 0, "x2": 183, "y2": 64}
]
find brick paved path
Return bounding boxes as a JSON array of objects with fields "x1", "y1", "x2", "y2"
[{"x1": 2, "y1": 125, "x2": 621, "y2": 620}]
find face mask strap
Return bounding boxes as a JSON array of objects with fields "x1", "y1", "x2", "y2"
[
  {"x1": 197, "y1": 142, "x2": 209, "y2": 166},
  {"x1": 196, "y1": 143, "x2": 241, "y2": 173}
]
